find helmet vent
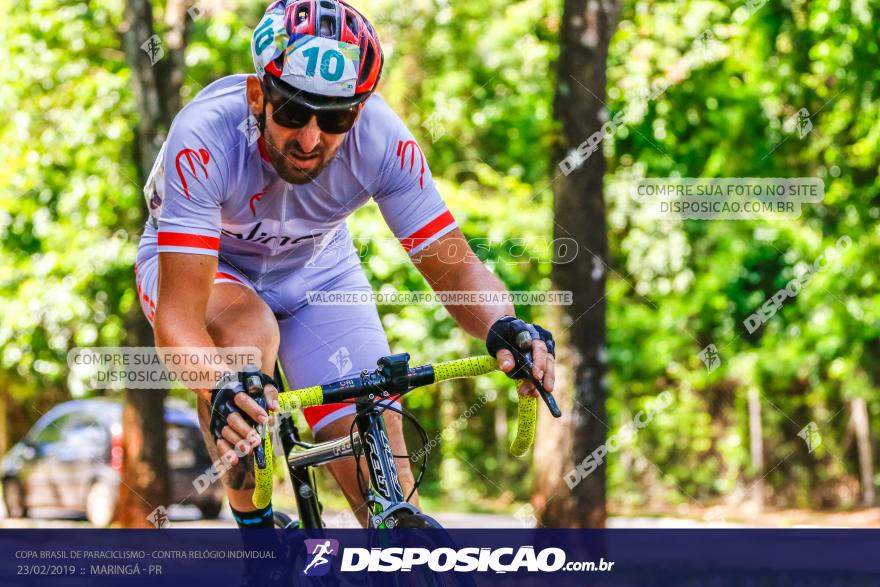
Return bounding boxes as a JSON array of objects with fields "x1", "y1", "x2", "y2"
[
  {"x1": 319, "y1": 14, "x2": 335, "y2": 36},
  {"x1": 320, "y1": 0, "x2": 335, "y2": 8},
  {"x1": 294, "y1": 3, "x2": 309, "y2": 26},
  {"x1": 345, "y1": 11, "x2": 358, "y2": 36},
  {"x1": 358, "y1": 43, "x2": 375, "y2": 85}
]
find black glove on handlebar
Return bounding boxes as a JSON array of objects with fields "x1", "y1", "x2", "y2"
[
  {"x1": 209, "y1": 371, "x2": 278, "y2": 443},
  {"x1": 486, "y1": 315, "x2": 556, "y2": 380}
]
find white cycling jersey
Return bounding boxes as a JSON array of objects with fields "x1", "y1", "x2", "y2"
[{"x1": 137, "y1": 74, "x2": 456, "y2": 278}]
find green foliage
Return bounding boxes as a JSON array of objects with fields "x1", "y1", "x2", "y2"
[
  {"x1": 604, "y1": 0, "x2": 879, "y2": 509},
  {"x1": 1, "y1": 0, "x2": 138, "y2": 399}
]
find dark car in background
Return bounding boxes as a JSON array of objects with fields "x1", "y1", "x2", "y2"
[{"x1": 1, "y1": 398, "x2": 224, "y2": 526}]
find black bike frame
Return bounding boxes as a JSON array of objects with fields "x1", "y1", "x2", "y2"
[
  {"x1": 274, "y1": 368, "x2": 406, "y2": 528},
  {"x1": 354, "y1": 399, "x2": 405, "y2": 505}
]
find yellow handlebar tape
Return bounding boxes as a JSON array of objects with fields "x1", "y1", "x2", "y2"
[
  {"x1": 252, "y1": 386, "x2": 324, "y2": 509},
  {"x1": 433, "y1": 355, "x2": 498, "y2": 382},
  {"x1": 510, "y1": 395, "x2": 537, "y2": 458},
  {"x1": 435, "y1": 357, "x2": 537, "y2": 458},
  {"x1": 277, "y1": 385, "x2": 323, "y2": 412},
  {"x1": 252, "y1": 356, "x2": 539, "y2": 509},
  {"x1": 252, "y1": 433, "x2": 274, "y2": 510}
]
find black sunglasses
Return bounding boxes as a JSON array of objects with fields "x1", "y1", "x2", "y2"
[{"x1": 261, "y1": 82, "x2": 360, "y2": 134}]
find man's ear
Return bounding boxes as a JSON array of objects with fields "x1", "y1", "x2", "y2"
[
  {"x1": 353, "y1": 101, "x2": 367, "y2": 122},
  {"x1": 246, "y1": 75, "x2": 264, "y2": 116}
]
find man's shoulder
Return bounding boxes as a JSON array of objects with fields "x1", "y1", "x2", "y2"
[
  {"x1": 355, "y1": 93, "x2": 406, "y2": 143},
  {"x1": 346, "y1": 94, "x2": 413, "y2": 176},
  {"x1": 170, "y1": 75, "x2": 252, "y2": 148},
  {"x1": 359, "y1": 92, "x2": 397, "y2": 122}
]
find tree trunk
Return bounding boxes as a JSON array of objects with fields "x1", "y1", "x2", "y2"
[
  {"x1": 0, "y1": 383, "x2": 7, "y2": 458},
  {"x1": 115, "y1": 0, "x2": 193, "y2": 527},
  {"x1": 747, "y1": 386, "x2": 764, "y2": 511},
  {"x1": 533, "y1": 0, "x2": 621, "y2": 528},
  {"x1": 851, "y1": 397, "x2": 875, "y2": 507}
]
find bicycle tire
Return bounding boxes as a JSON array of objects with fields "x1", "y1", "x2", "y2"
[
  {"x1": 377, "y1": 512, "x2": 477, "y2": 587},
  {"x1": 273, "y1": 511, "x2": 299, "y2": 529}
]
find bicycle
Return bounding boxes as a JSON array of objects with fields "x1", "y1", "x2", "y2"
[{"x1": 241, "y1": 350, "x2": 561, "y2": 531}]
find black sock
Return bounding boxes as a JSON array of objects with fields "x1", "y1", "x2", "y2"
[{"x1": 231, "y1": 503, "x2": 274, "y2": 529}]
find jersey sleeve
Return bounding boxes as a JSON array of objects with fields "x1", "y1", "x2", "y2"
[
  {"x1": 370, "y1": 104, "x2": 457, "y2": 256},
  {"x1": 154, "y1": 120, "x2": 230, "y2": 257}
]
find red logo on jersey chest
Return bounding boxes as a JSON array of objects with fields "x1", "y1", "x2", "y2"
[
  {"x1": 248, "y1": 187, "x2": 267, "y2": 216},
  {"x1": 397, "y1": 139, "x2": 425, "y2": 190},
  {"x1": 175, "y1": 147, "x2": 211, "y2": 199}
]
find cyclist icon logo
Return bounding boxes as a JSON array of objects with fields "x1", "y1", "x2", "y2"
[
  {"x1": 301, "y1": 538, "x2": 339, "y2": 576},
  {"x1": 329, "y1": 346, "x2": 353, "y2": 377}
]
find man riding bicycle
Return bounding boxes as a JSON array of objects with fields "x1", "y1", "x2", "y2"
[{"x1": 135, "y1": 0, "x2": 556, "y2": 529}]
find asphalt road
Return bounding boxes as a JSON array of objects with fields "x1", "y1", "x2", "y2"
[
  {"x1": 0, "y1": 504, "x2": 753, "y2": 528},
  {"x1": 0, "y1": 504, "x2": 527, "y2": 529},
  {"x1": 7, "y1": 500, "x2": 866, "y2": 528}
]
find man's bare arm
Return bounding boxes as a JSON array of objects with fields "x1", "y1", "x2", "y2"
[
  {"x1": 411, "y1": 228, "x2": 555, "y2": 394},
  {"x1": 154, "y1": 253, "x2": 275, "y2": 460},
  {"x1": 411, "y1": 228, "x2": 511, "y2": 339},
  {"x1": 154, "y1": 253, "x2": 224, "y2": 402}
]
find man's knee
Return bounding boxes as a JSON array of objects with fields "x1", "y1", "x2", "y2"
[
  {"x1": 211, "y1": 313, "x2": 279, "y2": 352},
  {"x1": 383, "y1": 410, "x2": 405, "y2": 441},
  {"x1": 205, "y1": 285, "x2": 280, "y2": 359}
]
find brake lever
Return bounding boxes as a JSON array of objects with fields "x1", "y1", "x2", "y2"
[
  {"x1": 243, "y1": 366, "x2": 268, "y2": 469},
  {"x1": 515, "y1": 332, "x2": 562, "y2": 418}
]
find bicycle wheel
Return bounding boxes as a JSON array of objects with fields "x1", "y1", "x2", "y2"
[
  {"x1": 378, "y1": 511, "x2": 477, "y2": 587},
  {"x1": 387, "y1": 510, "x2": 443, "y2": 529},
  {"x1": 273, "y1": 511, "x2": 299, "y2": 529}
]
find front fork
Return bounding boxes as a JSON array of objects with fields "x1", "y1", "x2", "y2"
[
  {"x1": 355, "y1": 401, "x2": 428, "y2": 529},
  {"x1": 277, "y1": 391, "x2": 420, "y2": 529}
]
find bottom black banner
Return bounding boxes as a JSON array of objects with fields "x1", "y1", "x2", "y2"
[{"x1": 1, "y1": 529, "x2": 877, "y2": 586}]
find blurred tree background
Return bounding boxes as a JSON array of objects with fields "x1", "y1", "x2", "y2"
[{"x1": 0, "y1": 0, "x2": 877, "y2": 522}]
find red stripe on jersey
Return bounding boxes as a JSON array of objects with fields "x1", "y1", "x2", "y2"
[
  {"x1": 215, "y1": 272, "x2": 242, "y2": 283},
  {"x1": 400, "y1": 211, "x2": 455, "y2": 252},
  {"x1": 158, "y1": 232, "x2": 220, "y2": 251}
]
